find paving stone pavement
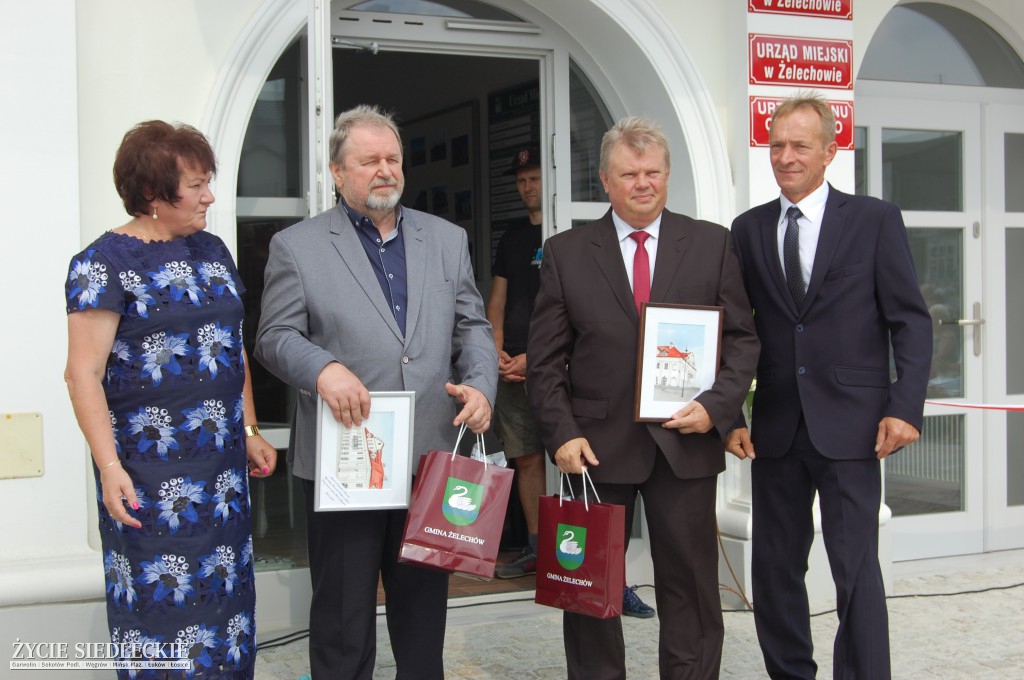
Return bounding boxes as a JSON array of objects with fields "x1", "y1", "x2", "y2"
[{"x1": 255, "y1": 550, "x2": 1024, "y2": 679}]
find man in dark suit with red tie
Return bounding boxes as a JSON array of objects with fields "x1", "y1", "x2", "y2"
[
  {"x1": 727, "y1": 94, "x2": 933, "y2": 679},
  {"x1": 528, "y1": 116, "x2": 759, "y2": 679}
]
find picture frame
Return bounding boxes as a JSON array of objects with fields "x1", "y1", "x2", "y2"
[
  {"x1": 314, "y1": 391, "x2": 415, "y2": 511},
  {"x1": 634, "y1": 303, "x2": 724, "y2": 422}
]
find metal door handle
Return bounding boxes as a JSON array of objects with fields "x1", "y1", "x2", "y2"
[
  {"x1": 938, "y1": 318, "x2": 985, "y2": 326},
  {"x1": 937, "y1": 302, "x2": 984, "y2": 357}
]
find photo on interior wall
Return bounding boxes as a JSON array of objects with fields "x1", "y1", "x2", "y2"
[
  {"x1": 410, "y1": 136, "x2": 426, "y2": 167},
  {"x1": 314, "y1": 392, "x2": 415, "y2": 511},
  {"x1": 451, "y1": 134, "x2": 469, "y2": 167},
  {"x1": 455, "y1": 189, "x2": 473, "y2": 221},
  {"x1": 429, "y1": 135, "x2": 447, "y2": 163},
  {"x1": 634, "y1": 303, "x2": 723, "y2": 422},
  {"x1": 431, "y1": 184, "x2": 450, "y2": 216}
]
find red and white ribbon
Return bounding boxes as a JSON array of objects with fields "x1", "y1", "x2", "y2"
[{"x1": 925, "y1": 400, "x2": 1024, "y2": 412}]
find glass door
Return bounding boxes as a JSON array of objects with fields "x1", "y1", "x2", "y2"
[
  {"x1": 856, "y1": 93, "x2": 985, "y2": 560},
  {"x1": 983, "y1": 103, "x2": 1024, "y2": 551}
]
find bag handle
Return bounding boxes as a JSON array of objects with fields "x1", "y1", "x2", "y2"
[
  {"x1": 558, "y1": 469, "x2": 601, "y2": 510},
  {"x1": 449, "y1": 423, "x2": 489, "y2": 468}
]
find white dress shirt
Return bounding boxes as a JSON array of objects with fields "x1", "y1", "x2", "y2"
[
  {"x1": 613, "y1": 210, "x2": 662, "y2": 293},
  {"x1": 777, "y1": 181, "x2": 829, "y2": 287}
]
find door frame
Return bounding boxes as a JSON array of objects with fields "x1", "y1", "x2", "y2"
[{"x1": 856, "y1": 84, "x2": 986, "y2": 560}]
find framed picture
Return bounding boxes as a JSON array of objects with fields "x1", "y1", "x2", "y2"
[
  {"x1": 314, "y1": 391, "x2": 415, "y2": 511},
  {"x1": 634, "y1": 303, "x2": 724, "y2": 422}
]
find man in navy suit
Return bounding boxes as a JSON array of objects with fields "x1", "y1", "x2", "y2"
[{"x1": 727, "y1": 94, "x2": 932, "y2": 679}]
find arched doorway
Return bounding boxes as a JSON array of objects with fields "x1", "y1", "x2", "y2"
[
  {"x1": 209, "y1": 0, "x2": 728, "y2": 600},
  {"x1": 856, "y1": 2, "x2": 1024, "y2": 560}
]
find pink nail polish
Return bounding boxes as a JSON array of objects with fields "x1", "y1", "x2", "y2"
[
  {"x1": 132, "y1": 502, "x2": 139, "y2": 510},
  {"x1": 263, "y1": 467, "x2": 270, "y2": 474}
]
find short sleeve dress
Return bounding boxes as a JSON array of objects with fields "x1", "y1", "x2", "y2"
[{"x1": 66, "y1": 230, "x2": 256, "y2": 679}]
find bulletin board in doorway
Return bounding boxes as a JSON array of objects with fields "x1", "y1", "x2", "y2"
[
  {"x1": 402, "y1": 101, "x2": 482, "y2": 275},
  {"x1": 487, "y1": 80, "x2": 540, "y2": 266}
]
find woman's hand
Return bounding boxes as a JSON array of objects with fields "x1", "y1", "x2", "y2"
[
  {"x1": 246, "y1": 435, "x2": 278, "y2": 478},
  {"x1": 100, "y1": 462, "x2": 142, "y2": 528}
]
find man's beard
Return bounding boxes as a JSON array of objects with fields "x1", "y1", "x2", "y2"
[{"x1": 365, "y1": 182, "x2": 402, "y2": 212}]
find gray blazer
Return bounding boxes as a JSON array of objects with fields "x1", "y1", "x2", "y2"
[{"x1": 254, "y1": 204, "x2": 498, "y2": 481}]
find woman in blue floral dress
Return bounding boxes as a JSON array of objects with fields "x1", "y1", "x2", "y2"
[{"x1": 64, "y1": 121, "x2": 277, "y2": 679}]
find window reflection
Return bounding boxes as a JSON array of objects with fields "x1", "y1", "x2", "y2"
[{"x1": 882, "y1": 128, "x2": 962, "y2": 211}]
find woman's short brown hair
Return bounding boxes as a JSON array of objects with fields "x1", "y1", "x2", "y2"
[{"x1": 113, "y1": 120, "x2": 217, "y2": 216}]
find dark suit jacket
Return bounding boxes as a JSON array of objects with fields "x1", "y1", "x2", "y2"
[
  {"x1": 731, "y1": 185, "x2": 932, "y2": 460},
  {"x1": 527, "y1": 209, "x2": 759, "y2": 484}
]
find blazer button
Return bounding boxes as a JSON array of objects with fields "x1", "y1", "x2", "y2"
[
  {"x1": 402, "y1": 356, "x2": 410, "y2": 364},
  {"x1": 796, "y1": 324, "x2": 804, "y2": 332},
  {"x1": 798, "y1": 366, "x2": 807, "y2": 375}
]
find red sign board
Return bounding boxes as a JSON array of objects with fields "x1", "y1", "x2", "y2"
[
  {"x1": 749, "y1": 33, "x2": 853, "y2": 90},
  {"x1": 748, "y1": 0, "x2": 852, "y2": 20},
  {"x1": 749, "y1": 96, "x2": 854, "y2": 150}
]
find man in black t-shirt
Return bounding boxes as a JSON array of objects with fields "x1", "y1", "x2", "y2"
[{"x1": 487, "y1": 147, "x2": 545, "y2": 578}]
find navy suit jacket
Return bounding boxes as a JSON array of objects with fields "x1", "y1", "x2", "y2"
[
  {"x1": 527, "y1": 209, "x2": 760, "y2": 483},
  {"x1": 730, "y1": 185, "x2": 932, "y2": 460}
]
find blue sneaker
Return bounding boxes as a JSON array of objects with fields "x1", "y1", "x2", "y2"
[{"x1": 622, "y1": 585, "x2": 655, "y2": 618}]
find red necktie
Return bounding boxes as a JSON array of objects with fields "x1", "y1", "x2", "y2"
[{"x1": 629, "y1": 231, "x2": 650, "y2": 315}]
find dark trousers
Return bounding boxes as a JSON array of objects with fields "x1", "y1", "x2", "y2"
[
  {"x1": 302, "y1": 479, "x2": 449, "y2": 680},
  {"x1": 564, "y1": 451, "x2": 723, "y2": 680},
  {"x1": 751, "y1": 421, "x2": 891, "y2": 680}
]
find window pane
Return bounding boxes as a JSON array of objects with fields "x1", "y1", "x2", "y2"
[
  {"x1": 886, "y1": 414, "x2": 965, "y2": 515},
  {"x1": 854, "y1": 126, "x2": 867, "y2": 196},
  {"x1": 1009, "y1": 413, "x2": 1024, "y2": 506},
  {"x1": 1007, "y1": 228, "x2": 1024, "y2": 393},
  {"x1": 569, "y1": 60, "x2": 613, "y2": 202},
  {"x1": 860, "y1": 3, "x2": 1024, "y2": 88},
  {"x1": 238, "y1": 41, "x2": 303, "y2": 198},
  {"x1": 882, "y1": 128, "x2": 962, "y2": 211},
  {"x1": 343, "y1": 0, "x2": 521, "y2": 21},
  {"x1": 909, "y1": 228, "x2": 963, "y2": 398},
  {"x1": 1005, "y1": 133, "x2": 1024, "y2": 212},
  {"x1": 236, "y1": 217, "x2": 306, "y2": 572}
]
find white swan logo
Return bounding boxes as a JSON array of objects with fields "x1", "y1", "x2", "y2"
[
  {"x1": 555, "y1": 523, "x2": 587, "y2": 570},
  {"x1": 559, "y1": 530, "x2": 583, "y2": 555},
  {"x1": 446, "y1": 485, "x2": 477, "y2": 512},
  {"x1": 442, "y1": 477, "x2": 482, "y2": 526}
]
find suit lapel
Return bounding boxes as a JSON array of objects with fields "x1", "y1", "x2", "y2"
[
  {"x1": 650, "y1": 212, "x2": 689, "y2": 302},
  {"x1": 402, "y1": 214, "x2": 426, "y2": 348},
  {"x1": 327, "y1": 206, "x2": 404, "y2": 341},
  {"x1": 802, "y1": 186, "x2": 846, "y2": 312},
  {"x1": 589, "y1": 213, "x2": 637, "y2": 320}
]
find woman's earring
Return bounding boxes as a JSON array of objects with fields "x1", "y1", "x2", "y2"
[{"x1": 152, "y1": 206, "x2": 158, "y2": 219}]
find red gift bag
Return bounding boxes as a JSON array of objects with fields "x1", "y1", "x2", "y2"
[
  {"x1": 399, "y1": 426, "x2": 514, "y2": 580},
  {"x1": 535, "y1": 471, "x2": 625, "y2": 618}
]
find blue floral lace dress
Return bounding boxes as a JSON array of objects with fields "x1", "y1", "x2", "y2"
[{"x1": 66, "y1": 230, "x2": 256, "y2": 679}]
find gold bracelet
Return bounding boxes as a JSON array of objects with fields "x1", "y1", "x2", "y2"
[
  {"x1": 100, "y1": 459, "x2": 119, "y2": 471},
  {"x1": 244, "y1": 424, "x2": 261, "y2": 439}
]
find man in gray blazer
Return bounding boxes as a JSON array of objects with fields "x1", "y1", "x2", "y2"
[{"x1": 255, "y1": 105, "x2": 497, "y2": 680}]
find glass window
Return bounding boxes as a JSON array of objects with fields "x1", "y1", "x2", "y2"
[
  {"x1": 236, "y1": 38, "x2": 309, "y2": 573},
  {"x1": 886, "y1": 414, "x2": 965, "y2": 515},
  {"x1": 342, "y1": 0, "x2": 522, "y2": 21},
  {"x1": 1005, "y1": 133, "x2": 1024, "y2": 213},
  {"x1": 860, "y1": 3, "x2": 1024, "y2": 88},
  {"x1": 882, "y1": 129, "x2": 962, "y2": 211},
  {"x1": 907, "y1": 228, "x2": 964, "y2": 399},
  {"x1": 1008, "y1": 228, "x2": 1024, "y2": 394},
  {"x1": 1009, "y1": 413, "x2": 1024, "y2": 507},
  {"x1": 238, "y1": 41, "x2": 303, "y2": 198},
  {"x1": 569, "y1": 59, "x2": 613, "y2": 203},
  {"x1": 854, "y1": 126, "x2": 867, "y2": 196}
]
